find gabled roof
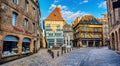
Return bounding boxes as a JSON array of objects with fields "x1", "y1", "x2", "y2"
[
  {"x1": 45, "y1": 7, "x2": 64, "y2": 21},
  {"x1": 80, "y1": 15, "x2": 102, "y2": 24}
]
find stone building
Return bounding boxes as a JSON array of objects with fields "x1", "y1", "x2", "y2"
[
  {"x1": 106, "y1": 0, "x2": 120, "y2": 51},
  {"x1": 43, "y1": 7, "x2": 66, "y2": 48},
  {"x1": 63, "y1": 24, "x2": 74, "y2": 47},
  {"x1": 0, "y1": 0, "x2": 40, "y2": 63},
  {"x1": 97, "y1": 14, "x2": 108, "y2": 46},
  {"x1": 73, "y1": 15, "x2": 103, "y2": 47}
]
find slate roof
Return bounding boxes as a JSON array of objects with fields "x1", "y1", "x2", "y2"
[{"x1": 80, "y1": 15, "x2": 102, "y2": 24}]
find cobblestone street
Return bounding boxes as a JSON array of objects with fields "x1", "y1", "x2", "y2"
[{"x1": 1, "y1": 47, "x2": 120, "y2": 66}]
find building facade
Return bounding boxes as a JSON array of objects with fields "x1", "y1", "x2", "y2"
[
  {"x1": 73, "y1": 15, "x2": 103, "y2": 47},
  {"x1": 63, "y1": 24, "x2": 74, "y2": 47},
  {"x1": 106, "y1": 0, "x2": 120, "y2": 51},
  {"x1": 0, "y1": 0, "x2": 40, "y2": 63},
  {"x1": 44, "y1": 7, "x2": 66, "y2": 48},
  {"x1": 72, "y1": 17, "x2": 81, "y2": 47},
  {"x1": 97, "y1": 14, "x2": 108, "y2": 46}
]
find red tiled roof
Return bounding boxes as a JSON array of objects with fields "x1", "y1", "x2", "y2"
[{"x1": 45, "y1": 7, "x2": 64, "y2": 21}]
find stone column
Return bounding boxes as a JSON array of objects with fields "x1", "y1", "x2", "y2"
[
  {"x1": 80, "y1": 41, "x2": 82, "y2": 47},
  {"x1": 114, "y1": 33, "x2": 117, "y2": 50},
  {"x1": 110, "y1": 35, "x2": 113, "y2": 49},
  {"x1": 87, "y1": 41, "x2": 89, "y2": 47},
  {"x1": 93, "y1": 41, "x2": 95, "y2": 47},
  {"x1": 30, "y1": 40, "x2": 34, "y2": 53},
  {"x1": 118, "y1": 30, "x2": 120, "y2": 51},
  {"x1": 100, "y1": 41, "x2": 102, "y2": 47},
  {"x1": 0, "y1": 35, "x2": 3, "y2": 59},
  {"x1": 18, "y1": 38, "x2": 22, "y2": 54},
  {"x1": 0, "y1": 40, "x2": 3, "y2": 59}
]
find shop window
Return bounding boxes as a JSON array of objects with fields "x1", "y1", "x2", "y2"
[
  {"x1": 82, "y1": 40, "x2": 86, "y2": 45},
  {"x1": 22, "y1": 38, "x2": 30, "y2": 53},
  {"x1": 2, "y1": 36, "x2": 18, "y2": 56}
]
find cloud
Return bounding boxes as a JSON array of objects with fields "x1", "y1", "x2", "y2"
[
  {"x1": 49, "y1": 4, "x2": 67, "y2": 10},
  {"x1": 49, "y1": 4, "x2": 56, "y2": 10},
  {"x1": 80, "y1": 0, "x2": 88, "y2": 4},
  {"x1": 98, "y1": 1, "x2": 106, "y2": 8},
  {"x1": 62, "y1": 10, "x2": 90, "y2": 20}
]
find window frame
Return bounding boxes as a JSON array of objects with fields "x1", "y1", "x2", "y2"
[
  {"x1": 24, "y1": 18, "x2": 28, "y2": 30},
  {"x1": 32, "y1": 23, "x2": 35, "y2": 32},
  {"x1": 24, "y1": 0, "x2": 28, "y2": 12},
  {"x1": 12, "y1": 12, "x2": 18, "y2": 26},
  {"x1": 13, "y1": 0, "x2": 18, "y2": 4}
]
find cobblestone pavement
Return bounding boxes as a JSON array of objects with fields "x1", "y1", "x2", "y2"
[{"x1": 1, "y1": 47, "x2": 120, "y2": 66}]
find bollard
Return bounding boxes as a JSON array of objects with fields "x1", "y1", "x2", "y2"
[
  {"x1": 51, "y1": 52, "x2": 54, "y2": 59},
  {"x1": 57, "y1": 51, "x2": 59, "y2": 57}
]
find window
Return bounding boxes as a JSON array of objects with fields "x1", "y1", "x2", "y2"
[
  {"x1": 13, "y1": 0, "x2": 18, "y2": 4},
  {"x1": 3, "y1": 36, "x2": 18, "y2": 56},
  {"x1": 94, "y1": 34, "x2": 98, "y2": 38},
  {"x1": 84, "y1": 26, "x2": 87, "y2": 31},
  {"x1": 49, "y1": 33, "x2": 53, "y2": 36},
  {"x1": 84, "y1": 33, "x2": 87, "y2": 38},
  {"x1": 32, "y1": 23, "x2": 35, "y2": 32},
  {"x1": 94, "y1": 28, "x2": 98, "y2": 32},
  {"x1": 24, "y1": 18, "x2": 28, "y2": 30},
  {"x1": 22, "y1": 38, "x2": 30, "y2": 53},
  {"x1": 55, "y1": 33, "x2": 61, "y2": 36},
  {"x1": 25, "y1": 0, "x2": 28, "y2": 11},
  {"x1": 12, "y1": 12, "x2": 17, "y2": 26},
  {"x1": 33, "y1": 7, "x2": 36, "y2": 15}
]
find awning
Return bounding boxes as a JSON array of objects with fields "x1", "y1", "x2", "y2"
[
  {"x1": 23, "y1": 38, "x2": 30, "y2": 42},
  {"x1": 4, "y1": 36, "x2": 18, "y2": 42}
]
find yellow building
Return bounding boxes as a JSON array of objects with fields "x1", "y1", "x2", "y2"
[
  {"x1": 73, "y1": 15, "x2": 103, "y2": 47},
  {"x1": 43, "y1": 7, "x2": 66, "y2": 48}
]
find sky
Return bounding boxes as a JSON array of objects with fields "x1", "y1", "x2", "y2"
[{"x1": 38, "y1": 0, "x2": 107, "y2": 27}]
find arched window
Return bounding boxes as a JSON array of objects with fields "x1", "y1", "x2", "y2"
[
  {"x1": 22, "y1": 38, "x2": 30, "y2": 53},
  {"x1": 3, "y1": 36, "x2": 18, "y2": 56}
]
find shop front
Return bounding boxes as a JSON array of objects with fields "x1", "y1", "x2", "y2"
[{"x1": 2, "y1": 36, "x2": 18, "y2": 57}]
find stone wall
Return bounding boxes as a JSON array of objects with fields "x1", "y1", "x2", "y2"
[{"x1": 0, "y1": 0, "x2": 40, "y2": 62}]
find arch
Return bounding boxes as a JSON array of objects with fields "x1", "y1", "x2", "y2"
[
  {"x1": 111, "y1": 33, "x2": 115, "y2": 50},
  {"x1": 3, "y1": 36, "x2": 19, "y2": 56},
  {"x1": 22, "y1": 38, "x2": 31, "y2": 53},
  {"x1": 115, "y1": 31, "x2": 119, "y2": 50},
  {"x1": 4, "y1": 35, "x2": 19, "y2": 41}
]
